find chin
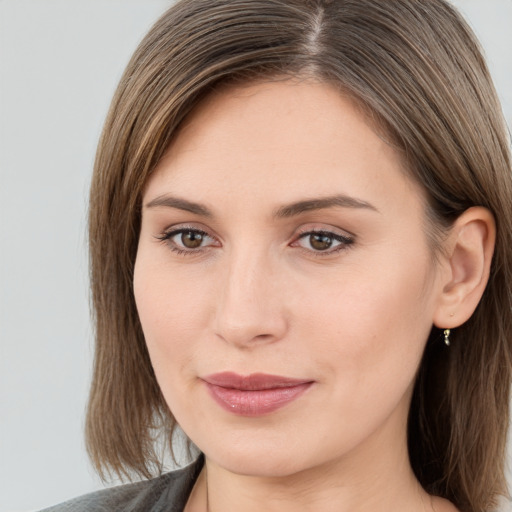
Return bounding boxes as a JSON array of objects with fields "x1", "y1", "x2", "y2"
[
  {"x1": 198, "y1": 430, "x2": 337, "y2": 479},
  {"x1": 209, "y1": 451, "x2": 310, "y2": 478}
]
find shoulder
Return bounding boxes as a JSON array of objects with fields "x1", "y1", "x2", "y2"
[{"x1": 38, "y1": 456, "x2": 204, "y2": 512}]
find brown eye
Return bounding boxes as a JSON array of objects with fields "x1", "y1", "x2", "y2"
[
  {"x1": 293, "y1": 229, "x2": 354, "y2": 254},
  {"x1": 309, "y1": 233, "x2": 333, "y2": 251},
  {"x1": 181, "y1": 230, "x2": 204, "y2": 248},
  {"x1": 157, "y1": 227, "x2": 217, "y2": 253}
]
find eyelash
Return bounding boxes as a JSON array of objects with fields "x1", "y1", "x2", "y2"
[
  {"x1": 155, "y1": 227, "x2": 355, "y2": 257},
  {"x1": 292, "y1": 229, "x2": 354, "y2": 256},
  {"x1": 155, "y1": 227, "x2": 215, "y2": 256}
]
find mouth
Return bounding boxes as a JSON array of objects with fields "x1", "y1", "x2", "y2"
[{"x1": 201, "y1": 372, "x2": 314, "y2": 416}]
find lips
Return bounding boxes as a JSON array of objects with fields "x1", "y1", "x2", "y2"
[{"x1": 202, "y1": 372, "x2": 314, "y2": 416}]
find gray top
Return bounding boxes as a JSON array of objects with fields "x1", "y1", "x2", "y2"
[{"x1": 39, "y1": 456, "x2": 204, "y2": 512}]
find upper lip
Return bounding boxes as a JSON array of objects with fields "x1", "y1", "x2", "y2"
[{"x1": 202, "y1": 372, "x2": 313, "y2": 390}]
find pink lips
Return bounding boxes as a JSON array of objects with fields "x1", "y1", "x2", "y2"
[{"x1": 202, "y1": 372, "x2": 313, "y2": 416}]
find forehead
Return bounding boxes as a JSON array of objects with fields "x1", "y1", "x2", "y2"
[{"x1": 145, "y1": 79, "x2": 425, "y2": 217}]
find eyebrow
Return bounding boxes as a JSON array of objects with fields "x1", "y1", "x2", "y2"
[
  {"x1": 144, "y1": 194, "x2": 378, "y2": 218},
  {"x1": 145, "y1": 195, "x2": 213, "y2": 217},
  {"x1": 274, "y1": 195, "x2": 378, "y2": 218}
]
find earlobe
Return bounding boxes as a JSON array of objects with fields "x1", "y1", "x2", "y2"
[{"x1": 433, "y1": 206, "x2": 496, "y2": 329}]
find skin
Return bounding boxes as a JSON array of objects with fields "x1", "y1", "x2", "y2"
[{"x1": 134, "y1": 79, "x2": 493, "y2": 511}]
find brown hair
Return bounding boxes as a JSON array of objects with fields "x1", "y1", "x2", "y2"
[{"x1": 86, "y1": 1, "x2": 512, "y2": 510}]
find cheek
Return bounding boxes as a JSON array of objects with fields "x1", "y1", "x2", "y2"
[
  {"x1": 299, "y1": 250, "x2": 435, "y2": 392},
  {"x1": 133, "y1": 252, "x2": 214, "y2": 384}
]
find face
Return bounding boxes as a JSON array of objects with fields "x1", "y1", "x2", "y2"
[{"x1": 134, "y1": 80, "x2": 443, "y2": 478}]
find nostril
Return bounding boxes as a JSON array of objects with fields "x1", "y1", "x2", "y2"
[{"x1": 213, "y1": 317, "x2": 287, "y2": 348}]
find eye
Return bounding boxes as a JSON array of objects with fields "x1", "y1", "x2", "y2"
[
  {"x1": 176, "y1": 230, "x2": 207, "y2": 249},
  {"x1": 292, "y1": 230, "x2": 354, "y2": 254},
  {"x1": 155, "y1": 227, "x2": 218, "y2": 254}
]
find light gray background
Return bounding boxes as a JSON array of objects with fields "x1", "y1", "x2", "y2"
[{"x1": 1, "y1": 1, "x2": 511, "y2": 511}]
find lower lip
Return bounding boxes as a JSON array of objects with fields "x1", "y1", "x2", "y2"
[{"x1": 204, "y1": 382, "x2": 313, "y2": 416}]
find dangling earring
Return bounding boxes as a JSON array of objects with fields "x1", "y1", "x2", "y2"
[{"x1": 444, "y1": 329, "x2": 451, "y2": 347}]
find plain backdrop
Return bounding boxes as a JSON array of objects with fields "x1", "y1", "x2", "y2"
[{"x1": 1, "y1": 1, "x2": 511, "y2": 511}]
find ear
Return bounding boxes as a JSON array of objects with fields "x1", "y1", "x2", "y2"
[{"x1": 433, "y1": 206, "x2": 496, "y2": 329}]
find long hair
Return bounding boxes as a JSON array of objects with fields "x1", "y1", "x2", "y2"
[{"x1": 86, "y1": 1, "x2": 512, "y2": 510}]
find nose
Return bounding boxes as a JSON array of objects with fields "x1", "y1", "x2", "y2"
[{"x1": 213, "y1": 249, "x2": 288, "y2": 348}]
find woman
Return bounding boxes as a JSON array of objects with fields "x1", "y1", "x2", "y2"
[{"x1": 42, "y1": 0, "x2": 511, "y2": 511}]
